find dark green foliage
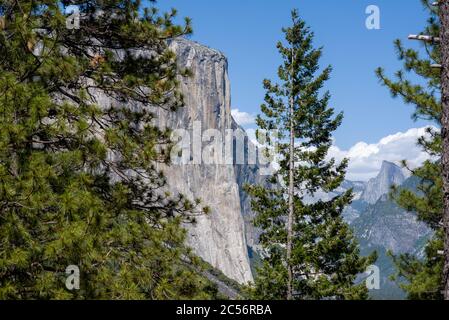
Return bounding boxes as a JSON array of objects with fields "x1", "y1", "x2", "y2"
[
  {"x1": 376, "y1": 0, "x2": 443, "y2": 300},
  {"x1": 245, "y1": 10, "x2": 375, "y2": 300},
  {"x1": 0, "y1": 0, "x2": 214, "y2": 299}
]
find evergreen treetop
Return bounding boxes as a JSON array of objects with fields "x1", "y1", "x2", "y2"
[{"x1": 246, "y1": 10, "x2": 375, "y2": 300}]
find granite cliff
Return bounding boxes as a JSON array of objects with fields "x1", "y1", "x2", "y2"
[{"x1": 154, "y1": 38, "x2": 257, "y2": 284}]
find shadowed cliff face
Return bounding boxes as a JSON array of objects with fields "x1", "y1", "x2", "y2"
[{"x1": 153, "y1": 38, "x2": 255, "y2": 284}]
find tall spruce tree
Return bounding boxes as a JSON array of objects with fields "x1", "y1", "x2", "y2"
[
  {"x1": 245, "y1": 10, "x2": 374, "y2": 300},
  {"x1": 0, "y1": 0, "x2": 215, "y2": 299},
  {"x1": 376, "y1": 0, "x2": 444, "y2": 300}
]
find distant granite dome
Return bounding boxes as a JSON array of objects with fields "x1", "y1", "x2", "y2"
[{"x1": 360, "y1": 161, "x2": 405, "y2": 204}]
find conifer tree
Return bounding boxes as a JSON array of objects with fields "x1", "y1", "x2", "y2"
[
  {"x1": 376, "y1": 0, "x2": 444, "y2": 300},
  {"x1": 0, "y1": 0, "x2": 214, "y2": 299},
  {"x1": 245, "y1": 10, "x2": 374, "y2": 300}
]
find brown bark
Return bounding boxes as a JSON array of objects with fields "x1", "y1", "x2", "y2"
[{"x1": 439, "y1": 0, "x2": 449, "y2": 300}]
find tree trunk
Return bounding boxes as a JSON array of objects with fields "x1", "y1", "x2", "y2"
[
  {"x1": 287, "y1": 47, "x2": 294, "y2": 301},
  {"x1": 439, "y1": 0, "x2": 449, "y2": 300}
]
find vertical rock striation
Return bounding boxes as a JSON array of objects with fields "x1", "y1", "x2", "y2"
[{"x1": 155, "y1": 38, "x2": 253, "y2": 284}]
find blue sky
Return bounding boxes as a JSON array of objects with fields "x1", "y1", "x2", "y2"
[{"x1": 154, "y1": 0, "x2": 435, "y2": 180}]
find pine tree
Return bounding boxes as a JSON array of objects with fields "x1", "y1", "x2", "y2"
[
  {"x1": 376, "y1": 0, "x2": 444, "y2": 300},
  {"x1": 0, "y1": 0, "x2": 215, "y2": 299},
  {"x1": 245, "y1": 10, "x2": 375, "y2": 300}
]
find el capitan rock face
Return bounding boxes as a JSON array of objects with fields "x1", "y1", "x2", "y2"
[
  {"x1": 53, "y1": 37, "x2": 255, "y2": 285},
  {"x1": 154, "y1": 38, "x2": 254, "y2": 284}
]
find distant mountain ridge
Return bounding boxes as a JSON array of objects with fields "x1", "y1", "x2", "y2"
[
  {"x1": 244, "y1": 160, "x2": 431, "y2": 299},
  {"x1": 341, "y1": 161, "x2": 431, "y2": 299},
  {"x1": 360, "y1": 161, "x2": 406, "y2": 204}
]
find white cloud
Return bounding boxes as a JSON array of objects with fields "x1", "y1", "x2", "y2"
[
  {"x1": 231, "y1": 108, "x2": 255, "y2": 126},
  {"x1": 246, "y1": 125, "x2": 435, "y2": 181},
  {"x1": 328, "y1": 127, "x2": 437, "y2": 181}
]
